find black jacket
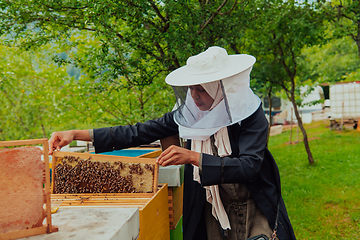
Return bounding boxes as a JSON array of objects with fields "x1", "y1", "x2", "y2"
[{"x1": 93, "y1": 105, "x2": 296, "y2": 240}]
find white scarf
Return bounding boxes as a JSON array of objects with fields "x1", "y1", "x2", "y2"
[{"x1": 192, "y1": 126, "x2": 233, "y2": 230}]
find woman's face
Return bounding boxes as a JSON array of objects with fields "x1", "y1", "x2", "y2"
[{"x1": 189, "y1": 85, "x2": 214, "y2": 111}]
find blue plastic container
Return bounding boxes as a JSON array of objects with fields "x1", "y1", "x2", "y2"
[{"x1": 92, "y1": 149, "x2": 155, "y2": 157}]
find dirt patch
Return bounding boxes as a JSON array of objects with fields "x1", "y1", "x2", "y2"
[{"x1": 321, "y1": 202, "x2": 360, "y2": 237}]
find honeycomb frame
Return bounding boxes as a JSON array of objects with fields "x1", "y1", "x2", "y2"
[
  {"x1": 0, "y1": 138, "x2": 58, "y2": 240},
  {"x1": 52, "y1": 151, "x2": 159, "y2": 197}
]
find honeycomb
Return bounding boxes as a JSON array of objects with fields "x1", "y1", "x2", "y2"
[
  {"x1": 53, "y1": 155, "x2": 155, "y2": 194},
  {"x1": 0, "y1": 147, "x2": 45, "y2": 234}
]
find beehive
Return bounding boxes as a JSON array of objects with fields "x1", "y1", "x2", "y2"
[
  {"x1": 0, "y1": 139, "x2": 58, "y2": 240},
  {"x1": 51, "y1": 151, "x2": 169, "y2": 240}
]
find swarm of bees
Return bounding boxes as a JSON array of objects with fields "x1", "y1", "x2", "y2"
[
  {"x1": 54, "y1": 156, "x2": 155, "y2": 194},
  {"x1": 129, "y1": 163, "x2": 143, "y2": 175}
]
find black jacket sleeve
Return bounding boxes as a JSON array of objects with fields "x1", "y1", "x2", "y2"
[
  {"x1": 92, "y1": 111, "x2": 179, "y2": 153},
  {"x1": 200, "y1": 105, "x2": 269, "y2": 186}
]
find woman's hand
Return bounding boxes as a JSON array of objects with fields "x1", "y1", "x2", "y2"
[
  {"x1": 48, "y1": 131, "x2": 75, "y2": 155},
  {"x1": 48, "y1": 130, "x2": 91, "y2": 155},
  {"x1": 156, "y1": 145, "x2": 200, "y2": 167}
]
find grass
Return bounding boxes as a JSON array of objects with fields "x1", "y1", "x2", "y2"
[{"x1": 268, "y1": 121, "x2": 360, "y2": 239}]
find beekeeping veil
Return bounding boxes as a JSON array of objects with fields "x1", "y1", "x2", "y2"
[{"x1": 166, "y1": 46, "x2": 261, "y2": 141}]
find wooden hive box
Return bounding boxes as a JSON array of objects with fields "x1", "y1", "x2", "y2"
[
  {"x1": 51, "y1": 151, "x2": 169, "y2": 240},
  {"x1": 137, "y1": 146, "x2": 184, "y2": 231},
  {"x1": 0, "y1": 139, "x2": 58, "y2": 240}
]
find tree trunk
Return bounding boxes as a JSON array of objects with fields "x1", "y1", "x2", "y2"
[
  {"x1": 0, "y1": 128, "x2": 5, "y2": 141},
  {"x1": 267, "y1": 89, "x2": 273, "y2": 145},
  {"x1": 41, "y1": 123, "x2": 47, "y2": 138},
  {"x1": 139, "y1": 89, "x2": 145, "y2": 120},
  {"x1": 357, "y1": 33, "x2": 360, "y2": 58},
  {"x1": 289, "y1": 92, "x2": 314, "y2": 164},
  {"x1": 357, "y1": 19, "x2": 360, "y2": 57}
]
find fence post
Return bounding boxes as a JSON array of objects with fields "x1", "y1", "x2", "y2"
[{"x1": 341, "y1": 102, "x2": 344, "y2": 131}]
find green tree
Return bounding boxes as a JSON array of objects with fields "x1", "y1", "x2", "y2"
[
  {"x1": 0, "y1": 42, "x2": 176, "y2": 141},
  {"x1": 322, "y1": 0, "x2": 360, "y2": 57},
  {"x1": 251, "y1": 58, "x2": 283, "y2": 144},
  {"x1": 300, "y1": 36, "x2": 360, "y2": 84},
  {"x1": 250, "y1": 0, "x2": 326, "y2": 164},
  {"x1": 62, "y1": 73, "x2": 175, "y2": 126},
  {"x1": 0, "y1": 0, "x2": 279, "y2": 132},
  {"x1": 50, "y1": 33, "x2": 176, "y2": 126},
  {"x1": 0, "y1": 0, "x2": 258, "y2": 84},
  {"x1": 0, "y1": 0, "x2": 265, "y2": 128},
  {"x1": 0, "y1": 45, "x2": 80, "y2": 140}
]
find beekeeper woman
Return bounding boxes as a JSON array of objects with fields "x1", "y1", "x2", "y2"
[{"x1": 49, "y1": 46, "x2": 296, "y2": 240}]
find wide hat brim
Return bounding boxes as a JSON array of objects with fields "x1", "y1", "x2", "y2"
[{"x1": 165, "y1": 54, "x2": 256, "y2": 86}]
